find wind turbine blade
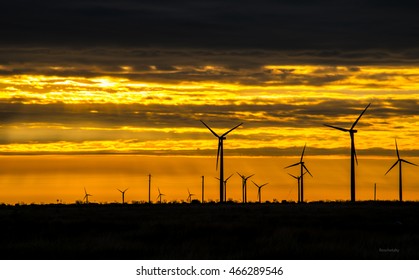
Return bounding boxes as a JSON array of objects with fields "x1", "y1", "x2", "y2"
[
  {"x1": 222, "y1": 123, "x2": 243, "y2": 137},
  {"x1": 385, "y1": 161, "x2": 399, "y2": 175},
  {"x1": 260, "y1": 183, "x2": 269, "y2": 188},
  {"x1": 246, "y1": 174, "x2": 255, "y2": 179},
  {"x1": 84, "y1": 187, "x2": 87, "y2": 195},
  {"x1": 303, "y1": 164, "x2": 313, "y2": 177},
  {"x1": 284, "y1": 162, "x2": 300, "y2": 169},
  {"x1": 225, "y1": 174, "x2": 234, "y2": 181},
  {"x1": 124, "y1": 188, "x2": 128, "y2": 192},
  {"x1": 354, "y1": 145, "x2": 358, "y2": 165},
  {"x1": 351, "y1": 103, "x2": 371, "y2": 130},
  {"x1": 323, "y1": 124, "x2": 349, "y2": 132},
  {"x1": 395, "y1": 139, "x2": 400, "y2": 160},
  {"x1": 216, "y1": 139, "x2": 221, "y2": 170},
  {"x1": 236, "y1": 172, "x2": 243, "y2": 178},
  {"x1": 200, "y1": 120, "x2": 219, "y2": 137},
  {"x1": 300, "y1": 143, "x2": 306, "y2": 162},
  {"x1": 401, "y1": 159, "x2": 418, "y2": 166},
  {"x1": 117, "y1": 189, "x2": 122, "y2": 193},
  {"x1": 251, "y1": 180, "x2": 259, "y2": 187},
  {"x1": 288, "y1": 173, "x2": 299, "y2": 179}
]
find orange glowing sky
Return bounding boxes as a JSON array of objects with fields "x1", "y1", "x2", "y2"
[
  {"x1": 0, "y1": 64, "x2": 418, "y2": 204},
  {"x1": 1, "y1": 1, "x2": 419, "y2": 203}
]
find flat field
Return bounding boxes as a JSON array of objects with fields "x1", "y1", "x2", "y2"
[{"x1": 0, "y1": 202, "x2": 418, "y2": 259}]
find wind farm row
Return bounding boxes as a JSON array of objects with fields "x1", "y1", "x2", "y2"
[
  {"x1": 75, "y1": 102, "x2": 416, "y2": 204},
  {"x1": 198, "y1": 103, "x2": 416, "y2": 204},
  {"x1": 2, "y1": 103, "x2": 417, "y2": 205}
]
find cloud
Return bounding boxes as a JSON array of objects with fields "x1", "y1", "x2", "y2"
[{"x1": 1, "y1": 1, "x2": 419, "y2": 51}]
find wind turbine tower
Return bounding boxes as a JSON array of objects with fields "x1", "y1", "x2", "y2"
[
  {"x1": 157, "y1": 188, "x2": 165, "y2": 204},
  {"x1": 385, "y1": 139, "x2": 417, "y2": 201},
  {"x1": 83, "y1": 188, "x2": 92, "y2": 204},
  {"x1": 201, "y1": 175, "x2": 205, "y2": 203},
  {"x1": 117, "y1": 188, "x2": 129, "y2": 204},
  {"x1": 324, "y1": 103, "x2": 370, "y2": 202},
  {"x1": 201, "y1": 120, "x2": 242, "y2": 203},
  {"x1": 285, "y1": 144, "x2": 313, "y2": 202},
  {"x1": 148, "y1": 174, "x2": 151, "y2": 203},
  {"x1": 187, "y1": 188, "x2": 195, "y2": 203},
  {"x1": 237, "y1": 172, "x2": 254, "y2": 203},
  {"x1": 216, "y1": 174, "x2": 233, "y2": 202},
  {"x1": 252, "y1": 181, "x2": 268, "y2": 203},
  {"x1": 288, "y1": 172, "x2": 306, "y2": 203}
]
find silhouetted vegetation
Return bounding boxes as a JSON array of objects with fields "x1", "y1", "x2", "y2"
[{"x1": 0, "y1": 202, "x2": 418, "y2": 259}]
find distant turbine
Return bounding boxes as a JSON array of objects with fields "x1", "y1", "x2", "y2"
[
  {"x1": 201, "y1": 175, "x2": 205, "y2": 203},
  {"x1": 156, "y1": 188, "x2": 165, "y2": 204},
  {"x1": 237, "y1": 172, "x2": 254, "y2": 203},
  {"x1": 187, "y1": 188, "x2": 195, "y2": 203},
  {"x1": 148, "y1": 174, "x2": 152, "y2": 204},
  {"x1": 252, "y1": 181, "x2": 268, "y2": 203},
  {"x1": 385, "y1": 139, "x2": 417, "y2": 201},
  {"x1": 216, "y1": 173, "x2": 234, "y2": 202},
  {"x1": 117, "y1": 188, "x2": 129, "y2": 204},
  {"x1": 83, "y1": 187, "x2": 92, "y2": 204},
  {"x1": 374, "y1": 183, "x2": 377, "y2": 201},
  {"x1": 201, "y1": 120, "x2": 242, "y2": 202},
  {"x1": 288, "y1": 172, "x2": 306, "y2": 203},
  {"x1": 324, "y1": 103, "x2": 370, "y2": 202},
  {"x1": 284, "y1": 144, "x2": 313, "y2": 202}
]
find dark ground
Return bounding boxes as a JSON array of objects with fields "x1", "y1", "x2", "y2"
[{"x1": 1, "y1": 202, "x2": 418, "y2": 259}]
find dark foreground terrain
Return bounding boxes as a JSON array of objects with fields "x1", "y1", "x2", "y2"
[{"x1": 1, "y1": 202, "x2": 419, "y2": 259}]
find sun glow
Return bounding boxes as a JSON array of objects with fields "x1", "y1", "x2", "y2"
[{"x1": 0, "y1": 65, "x2": 418, "y2": 156}]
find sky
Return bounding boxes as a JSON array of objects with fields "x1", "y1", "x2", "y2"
[{"x1": 0, "y1": 1, "x2": 418, "y2": 203}]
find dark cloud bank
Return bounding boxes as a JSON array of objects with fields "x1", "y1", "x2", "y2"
[{"x1": 1, "y1": 0, "x2": 419, "y2": 67}]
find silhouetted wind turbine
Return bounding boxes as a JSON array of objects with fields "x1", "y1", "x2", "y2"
[
  {"x1": 385, "y1": 139, "x2": 417, "y2": 201},
  {"x1": 156, "y1": 188, "x2": 165, "y2": 204},
  {"x1": 237, "y1": 172, "x2": 254, "y2": 203},
  {"x1": 252, "y1": 181, "x2": 268, "y2": 203},
  {"x1": 288, "y1": 172, "x2": 307, "y2": 203},
  {"x1": 324, "y1": 103, "x2": 370, "y2": 202},
  {"x1": 284, "y1": 144, "x2": 313, "y2": 202},
  {"x1": 187, "y1": 188, "x2": 195, "y2": 203},
  {"x1": 117, "y1": 188, "x2": 128, "y2": 204},
  {"x1": 83, "y1": 187, "x2": 92, "y2": 204},
  {"x1": 201, "y1": 120, "x2": 242, "y2": 202},
  {"x1": 201, "y1": 175, "x2": 205, "y2": 203},
  {"x1": 148, "y1": 174, "x2": 152, "y2": 203},
  {"x1": 216, "y1": 174, "x2": 234, "y2": 202}
]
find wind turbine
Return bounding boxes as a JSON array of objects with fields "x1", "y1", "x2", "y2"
[
  {"x1": 237, "y1": 172, "x2": 254, "y2": 203},
  {"x1": 324, "y1": 103, "x2": 370, "y2": 202},
  {"x1": 288, "y1": 172, "x2": 306, "y2": 203},
  {"x1": 201, "y1": 175, "x2": 205, "y2": 203},
  {"x1": 187, "y1": 188, "x2": 195, "y2": 203},
  {"x1": 284, "y1": 144, "x2": 313, "y2": 202},
  {"x1": 156, "y1": 188, "x2": 165, "y2": 204},
  {"x1": 83, "y1": 187, "x2": 92, "y2": 204},
  {"x1": 252, "y1": 181, "x2": 268, "y2": 203},
  {"x1": 216, "y1": 174, "x2": 234, "y2": 202},
  {"x1": 385, "y1": 139, "x2": 417, "y2": 201},
  {"x1": 201, "y1": 120, "x2": 242, "y2": 202},
  {"x1": 148, "y1": 174, "x2": 152, "y2": 203},
  {"x1": 117, "y1": 188, "x2": 129, "y2": 204}
]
